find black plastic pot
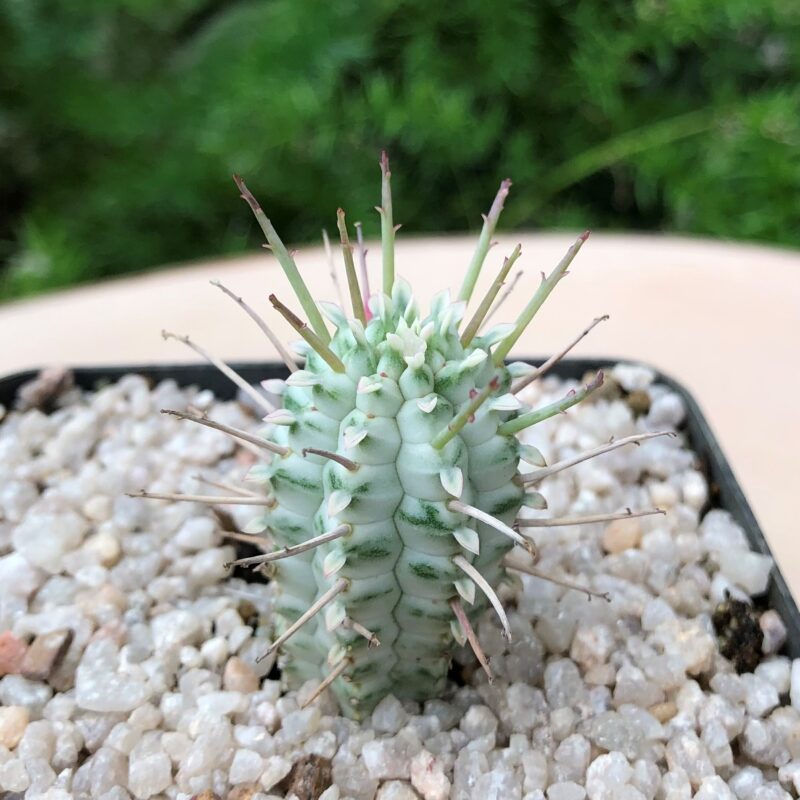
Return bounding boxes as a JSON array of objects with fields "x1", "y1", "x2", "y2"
[{"x1": 2, "y1": 359, "x2": 797, "y2": 658}]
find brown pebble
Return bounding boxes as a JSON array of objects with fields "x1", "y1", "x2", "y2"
[
  {"x1": 228, "y1": 786, "x2": 260, "y2": 800},
  {"x1": 223, "y1": 656, "x2": 259, "y2": 693},
  {"x1": 235, "y1": 448, "x2": 258, "y2": 467},
  {"x1": 15, "y1": 366, "x2": 74, "y2": 411},
  {"x1": 0, "y1": 631, "x2": 27, "y2": 676},
  {"x1": 601, "y1": 517, "x2": 643, "y2": 554},
  {"x1": 650, "y1": 701, "x2": 678, "y2": 723},
  {"x1": 21, "y1": 629, "x2": 73, "y2": 681},
  {"x1": 626, "y1": 389, "x2": 651, "y2": 416},
  {"x1": 190, "y1": 792, "x2": 220, "y2": 800},
  {"x1": 278, "y1": 754, "x2": 333, "y2": 800},
  {"x1": 0, "y1": 705, "x2": 29, "y2": 748},
  {"x1": 79, "y1": 582, "x2": 128, "y2": 612},
  {"x1": 584, "y1": 663, "x2": 616, "y2": 686},
  {"x1": 237, "y1": 600, "x2": 259, "y2": 626},
  {"x1": 92, "y1": 621, "x2": 127, "y2": 646}
]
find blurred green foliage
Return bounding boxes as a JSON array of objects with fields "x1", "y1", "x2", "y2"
[{"x1": 1, "y1": 0, "x2": 799, "y2": 299}]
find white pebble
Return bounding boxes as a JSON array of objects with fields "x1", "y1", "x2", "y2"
[
  {"x1": 200, "y1": 636, "x2": 229, "y2": 667},
  {"x1": 376, "y1": 781, "x2": 420, "y2": 800},
  {"x1": 196, "y1": 691, "x2": 247, "y2": 718},
  {"x1": 128, "y1": 751, "x2": 172, "y2": 799},
  {"x1": 648, "y1": 482, "x2": 679, "y2": 508},
  {"x1": 548, "y1": 782, "x2": 586, "y2": 800},
  {"x1": 410, "y1": 749, "x2": 450, "y2": 800},
  {"x1": 778, "y1": 761, "x2": 800, "y2": 794},
  {"x1": 741, "y1": 673, "x2": 780, "y2": 718},
  {"x1": 12, "y1": 510, "x2": 89, "y2": 574},
  {"x1": 665, "y1": 732, "x2": 714, "y2": 787},
  {"x1": 372, "y1": 695, "x2": 409, "y2": 735},
  {"x1": 362, "y1": 733, "x2": 420, "y2": 780},
  {"x1": 585, "y1": 752, "x2": 633, "y2": 799},
  {"x1": 681, "y1": 471, "x2": 707, "y2": 510},
  {"x1": 3, "y1": 372, "x2": 797, "y2": 800},
  {"x1": 729, "y1": 766, "x2": 764, "y2": 798},
  {"x1": 611, "y1": 364, "x2": 655, "y2": 392},
  {"x1": 260, "y1": 754, "x2": 292, "y2": 790},
  {"x1": 756, "y1": 658, "x2": 791, "y2": 695},
  {"x1": 694, "y1": 775, "x2": 736, "y2": 800},
  {"x1": 150, "y1": 609, "x2": 203, "y2": 651},
  {"x1": 760, "y1": 610, "x2": 788, "y2": 654},
  {"x1": 0, "y1": 757, "x2": 29, "y2": 791},
  {"x1": 717, "y1": 549, "x2": 773, "y2": 596},
  {"x1": 460, "y1": 705, "x2": 498, "y2": 739},
  {"x1": 75, "y1": 640, "x2": 151, "y2": 713},
  {"x1": 230, "y1": 748, "x2": 264, "y2": 784},
  {"x1": 791, "y1": 661, "x2": 800, "y2": 711},
  {"x1": 174, "y1": 517, "x2": 216, "y2": 550},
  {"x1": 646, "y1": 393, "x2": 685, "y2": 429}
]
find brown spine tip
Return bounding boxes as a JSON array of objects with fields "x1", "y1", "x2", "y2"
[
  {"x1": 380, "y1": 150, "x2": 390, "y2": 176},
  {"x1": 590, "y1": 369, "x2": 605, "y2": 390},
  {"x1": 232, "y1": 174, "x2": 262, "y2": 212},
  {"x1": 269, "y1": 294, "x2": 305, "y2": 331},
  {"x1": 579, "y1": 230, "x2": 591, "y2": 241}
]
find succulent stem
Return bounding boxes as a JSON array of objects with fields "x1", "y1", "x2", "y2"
[
  {"x1": 492, "y1": 231, "x2": 590, "y2": 366},
  {"x1": 322, "y1": 229, "x2": 347, "y2": 311},
  {"x1": 511, "y1": 315, "x2": 609, "y2": 394},
  {"x1": 260, "y1": 578, "x2": 349, "y2": 660},
  {"x1": 233, "y1": 175, "x2": 330, "y2": 343},
  {"x1": 161, "y1": 408, "x2": 290, "y2": 456},
  {"x1": 336, "y1": 210, "x2": 367, "y2": 324},
  {"x1": 354, "y1": 222, "x2": 371, "y2": 318},
  {"x1": 301, "y1": 657, "x2": 350, "y2": 709},
  {"x1": 458, "y1": 179, "x2": 512, "y2": 304},
  {"x1": 128, "y1": 490, "x2": 272, "y2": 506},
  {"x1": 448, "y1": 499, "x2": 536, "y2": 558},
  {"x1": 498, "y1": 371, "x2": 604, "y2": 436},
  {"x1": 453, "y1": 556, "x2": 511, "y2": 641},
  {"x1": 378, "y1": 151, "x2": 395, "y2": 295},
  {"x1": 522, "y1": 431, "x2": 676, "y2": 485},
  {"x1": 480, "y1": 269, "x2": 523, "y2": 331},
  {"x1": 503, "y1": 557, "x2": 611, "y2": 602},
  {"x1": 461, "y1": 244, "x2": 522, "y2": 347},
  {"x1": 210, "y1": 281, "x2": 299, "y2": 373},
  {"x1": 225, "y1": 524, "x2": 351, "y2": 568},
  {"x1": 269, "y1": 294, "x2": 346, "y2": 373},
  {"x1": 162, "y1": 330, "x2": 275, "y2": 414},
  {"x1": 450, "y1": 599, "x2": 494, "y2": 683},
  {"x1": 302, "y1": 447, "x2": 359, "y2": 471},
  {"x1": 342, "y1": 617, "x2": 381, "y2": 648},
  {"x1": 431, "y1": 376, "x2": 500, "y2": 449},
  {"x1": 515, "y1": 507, "x2": 665, "y2": 528}
]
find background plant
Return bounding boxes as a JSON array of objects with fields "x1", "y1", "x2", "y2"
[{"x1": 1, "y1": 0, "x2": 798, "y2": 299}]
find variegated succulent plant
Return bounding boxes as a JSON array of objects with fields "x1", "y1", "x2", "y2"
[{"x1": 137, "y1": 154, "x2": 667, "y2": 719}]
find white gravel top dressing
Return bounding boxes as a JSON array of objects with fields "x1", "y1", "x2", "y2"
[{"x1": 0, "y1": 365, "x2": 797, "y2": 800}]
